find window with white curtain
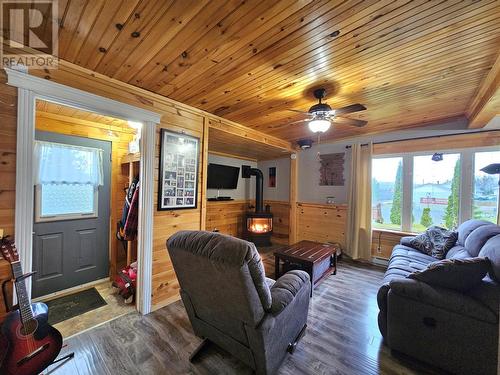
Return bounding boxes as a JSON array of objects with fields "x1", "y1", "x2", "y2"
[
  {"x1": 33, "y1": 141, "x2": 104, "y2": 222},
  {"x1": 372, "y1": 147, "x2": 500, "y2": 233}
]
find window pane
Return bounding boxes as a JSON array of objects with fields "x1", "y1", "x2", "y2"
[
  {"x1": 473, "y1": 151, "x2": 500, "y2": 224},
  {"x1": 41, "y1": 183, "x2": 95, "y2": 217},
  {"x1": 372, "y1": 157, "x2": 403, "y2": 230},
  {"x1": 412, "y1": 154, "x2": 460, "y2": 232}
]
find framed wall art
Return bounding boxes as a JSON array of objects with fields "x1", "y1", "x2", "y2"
[
  {"x1": 268, "y1": 166, "x2": 276, "y2": 188},
  {"x1": 158, "y1": 129, "x2": 199, "y2": 210}
]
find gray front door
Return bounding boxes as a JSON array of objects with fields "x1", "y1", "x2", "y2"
[{"x1": 32, "y1": 131, "x2": 111, "y2": 298}]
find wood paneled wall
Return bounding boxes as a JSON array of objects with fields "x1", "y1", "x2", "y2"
[
  {"x1": 265, "y1": 200, "x2": 290, "y2": 245},
  {"x1": 371, "y1": 229, "x2": 410, "y2": 259},
  {"x1": 35, "y1": 110, "x2": 135, "y2": 277},
  {"x1": 0, "y1": 59, "x2": 291, "y2": 312},
  {"x1": 0, "y1": 71, "x2": 17, "y2": 322},
  {"x1": 296, "y1": 202, "x2": 347, "y2": 249},
  {"x1": 152, "y1": 110, "x2": 206, "y2": 308},
  {"x1": 206, "y1": 200, "x2": 249, "y2": 238},
  {"x1": 205, "y1": 200, "x2": 290, "y2": 246}
]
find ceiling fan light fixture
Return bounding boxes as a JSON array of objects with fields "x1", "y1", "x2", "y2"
[{"x1": 308, "y1": 119, "x2": 330, "y2": 133}]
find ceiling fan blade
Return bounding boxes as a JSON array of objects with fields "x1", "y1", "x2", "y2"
[
  {"x1": 287, "y1": 109, "x2": 310, "y2": 115},
  {"x1": 334, "y1": 103, "x2": 366, "y2": 115},
  {"x1": 288, "y1": 119, "x2": 310, "y2": 125},
  {"x1": 332, "y1": 116, "x2": 367, "y2": 127}
]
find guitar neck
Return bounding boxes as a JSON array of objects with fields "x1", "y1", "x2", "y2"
[{"x1": 11, "y1": 261, "x2": 34, "y2": 323}]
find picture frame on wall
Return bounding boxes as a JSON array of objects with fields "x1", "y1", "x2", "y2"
[
  {"x1": 158, "y1": 129, "x2": 199, "y2": 210},
  {"x1": 268, "y1": 167, "x2": 277, "y2": 188}
]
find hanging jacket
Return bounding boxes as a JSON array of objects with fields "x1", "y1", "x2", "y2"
[
  {"x1": 117, "y1": 177, "x2": 139, "y2": 241},
  {"x1": 123, "y1": 184, "x2": 139, "y2": 241}
]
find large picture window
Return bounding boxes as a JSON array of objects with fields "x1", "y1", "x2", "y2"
[
  {"x1": 372, "y1": 157, "x2": 403, "y2": 230},
  {"x1": 473, "y1": 151, "x2": 500, "y2": 223},
  {"x1": 372, "y1": 147, "x2": 499, "y2": 233},
  {"x1": 412, "y1": 153, "x2": 460, "y2": 231}
]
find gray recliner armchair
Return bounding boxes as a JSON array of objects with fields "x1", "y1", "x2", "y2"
[{"x1": 167, "y1": 230, "x2": 310, "y2": 375}]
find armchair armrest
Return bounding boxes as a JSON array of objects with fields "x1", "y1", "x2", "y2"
[
  {"x1": 270, "y1": 270, "x2": 310, "y2": 315},
  {"x1": 389, "y1": 278, "x2": 497, "y2": 324},
  {"x1": 400, "y1": 236, "x2": 416, "y2": 247}
]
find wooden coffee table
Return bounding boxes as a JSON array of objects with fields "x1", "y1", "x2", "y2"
[{"x1": 274, "y1": 240, "x2": 337, "y2": 296}]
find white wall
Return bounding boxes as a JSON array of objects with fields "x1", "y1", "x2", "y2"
[
  {"x1": 298, "y1": 143, "x2": 351, "y2": 204},
  {"x1": 207, "y1": 154, "x2": 256, "y2": 200},
  {"x1": 257, "y1": 157, "x2": 290, "y2": 202}
]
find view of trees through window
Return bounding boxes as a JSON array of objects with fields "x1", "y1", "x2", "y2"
[
  {"x1": 372, "y1": 157, "x2": 403, "y2": 231},
  {"x1": 372, "y1": 149, "x2": 500, "y2": 233},
  {"x1": 411, "y1": 154, "x2": 460, "y2": 232},
  {"x1": 473, "y1": 151, "x2": 500, "y2": 223}
]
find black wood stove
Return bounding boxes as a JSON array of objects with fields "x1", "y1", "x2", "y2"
[{"x1": 242, "y1": 165, "x2": 273, "y2": 246}]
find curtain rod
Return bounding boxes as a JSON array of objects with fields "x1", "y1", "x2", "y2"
[{"x1": 344, "y1": 129, "x2": 500, "y2": 149}]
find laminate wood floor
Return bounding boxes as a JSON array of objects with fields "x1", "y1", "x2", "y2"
[
  {"x1": 45, "y1": 259, "x2": 444, "y2": 375},
  {"x1": 41, "y1": 281, "x2": 134, "y2": 338}
]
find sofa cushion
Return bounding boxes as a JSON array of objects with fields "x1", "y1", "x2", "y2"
[
  {"x1": 388, "y1": 278, "x2": 498, "y2": 324},
  {"x1": 457, "y1": 219, "x2": 492, "y2": 246},
  {"x1": 478, "y1": 234, "x2": 500, "y2": 282},
  {"x1": 409, "y1": 226, "x2": 458, "y2": 259},
  {"x1": 445, "y1": 245, "x2": 470, "y2": 259},
  {"x1": 467, "y1": 275, "x2": 500, "y2": 318},
  {"x1": 464, "y1": 224, "x2": 500, "y2": 257},
  {"x1": 391, "y1": 245, "x2": 437, "y2": 265},
  {"x1": 377, "y1": 245, "x2": 435, "y2": 312},
  {"x1": 400, "y1": 236, "x2": 415, "y2": 248},
  {"x1": 408, "y1": 257, "x2": 491, "y2": 292}
]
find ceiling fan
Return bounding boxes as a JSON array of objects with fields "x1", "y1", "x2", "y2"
[{"x1": 288, "y1": 88, "x2": 367, "y2": 133}]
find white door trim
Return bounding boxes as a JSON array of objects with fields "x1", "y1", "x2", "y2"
[{"x1": 6, "y1": 67, "x2": 160, "y2": 315}]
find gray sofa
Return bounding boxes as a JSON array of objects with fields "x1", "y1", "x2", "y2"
[
  {"x1": 378, "y1": 219, "x2": 500, "y2": 374},
  {"x1": 167, "y1": 230, "x2": 311, "y2": 375}
]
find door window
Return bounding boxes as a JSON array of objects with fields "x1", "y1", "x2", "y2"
[
  {"x1": 36, "y1": 183, "x2": 97, "y2": 221},
  {"x1": 34, "y1": 140, "x2": 103, "y2": 222}
]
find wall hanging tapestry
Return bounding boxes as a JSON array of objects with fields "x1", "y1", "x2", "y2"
[{"x1": 319, "y1": 152, "x2": 345, "y2": 186}]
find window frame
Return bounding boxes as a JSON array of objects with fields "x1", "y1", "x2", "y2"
[
  {"x1": 372, "y1": 145, "x2": 500, "y2": 233},
  {"x1": 34, "y1": 183, "x2": 99, "y2": 223},
  {"x1": 371, "y1": 155, "x2": 404, "y2": 231}
]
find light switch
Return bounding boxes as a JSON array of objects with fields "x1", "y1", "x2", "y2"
[{"x1": 0, "y1": 229, "x2": 3, "y2": 239}]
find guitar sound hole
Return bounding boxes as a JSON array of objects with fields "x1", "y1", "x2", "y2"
[{"x1": 20, "y1": 319, "x2": 38, "y2": 336}]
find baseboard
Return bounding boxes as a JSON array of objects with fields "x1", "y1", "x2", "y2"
[{"x1": 371, "y1": 257, "x2": 389, "y2": 267}]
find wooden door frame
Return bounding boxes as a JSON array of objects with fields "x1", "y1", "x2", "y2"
[{"x1": 5, "y1": 67, "x2": 161, "y2": 315}]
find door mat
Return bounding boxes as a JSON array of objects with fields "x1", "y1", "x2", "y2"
[{"x1": 45, "y1": 287, "x2": 107, "y2": 325}]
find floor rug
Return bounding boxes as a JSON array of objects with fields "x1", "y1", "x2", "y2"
[{"x1": 45, "y1": 287, "x2": 107, "y2": 325}]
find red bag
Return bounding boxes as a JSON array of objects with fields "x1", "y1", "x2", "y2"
[{"x1": 112, "y1": 262, "x2": 137, "y2": 304}]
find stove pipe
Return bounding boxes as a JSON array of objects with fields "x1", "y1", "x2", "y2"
[{"x1": 242, "y1": 165, "x2": 264, "y2": 212}]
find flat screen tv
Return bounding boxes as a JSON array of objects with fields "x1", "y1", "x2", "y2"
[{"x1": 207, "y1": 163, "x2": 240, "y2": 189}]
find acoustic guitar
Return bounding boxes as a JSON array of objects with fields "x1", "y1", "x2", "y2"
[{"x1": 0, "y1": 237, "x2": 63, "y2": 375}]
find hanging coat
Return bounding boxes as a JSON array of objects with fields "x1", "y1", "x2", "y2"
[
  {"x1": 117, "y1": 177, "x2": 139, "y2": 241},
  {"x1": 123, "y1": 184, "x2": 139, "y2": 241}
]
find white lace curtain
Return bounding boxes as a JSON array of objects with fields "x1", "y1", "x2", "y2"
[{"x1": 33, "y1": 141, "x2": 104, "y2": 186}]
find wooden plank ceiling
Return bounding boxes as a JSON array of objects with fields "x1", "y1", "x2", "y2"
[
  {"x1": 43, "y1": 0, "x2": 500, "y2": 143},
  {"x1": 208, "y1": 127, "x2": 292, "y2": 161},
  {"x1": 35, "y1": 100, "x2": 134, "y2": 133}
]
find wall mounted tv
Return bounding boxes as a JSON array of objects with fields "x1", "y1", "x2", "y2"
[{"x1": 207, "y1": 163, "x2": 240, "y2": 189}]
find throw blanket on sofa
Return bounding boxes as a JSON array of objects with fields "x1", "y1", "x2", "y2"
[{"x1": 409, "y1": 226, "x2": 458, "y2": 259}]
